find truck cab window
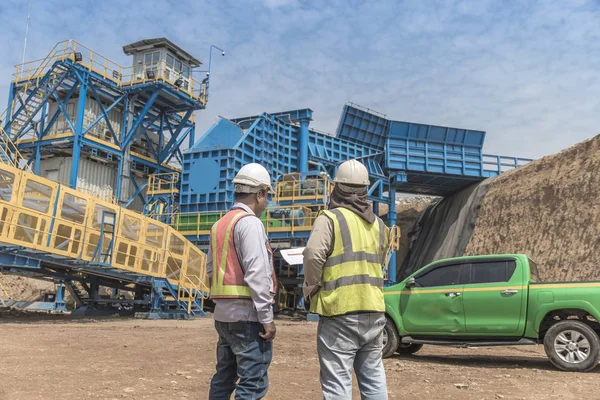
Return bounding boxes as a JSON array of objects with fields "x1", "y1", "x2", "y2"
[
  {"x1": 470, "y1": 261, "x2": 517, "y2": 284},
  {"x1": 416, "y1": 264, "x2": 462, "y2": 287}
]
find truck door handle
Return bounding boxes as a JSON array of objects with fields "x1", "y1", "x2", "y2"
[
  {"x1": 445, "y1": 292, "x2": 461, "y2": 297},
  {"x1": 501, "y1": 289, "x2": 518, "y2": 296}
]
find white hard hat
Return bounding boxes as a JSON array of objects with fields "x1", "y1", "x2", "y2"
[
  {"x1": 232, "y1": 163, "x2": 275, "y2": 194},
  {"x1": 334, "y1": 159, "x2": 370, "y2": 186}
]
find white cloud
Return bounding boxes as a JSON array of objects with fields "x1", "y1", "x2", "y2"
[{"x1": 0, "y1": 0, "x2": 598, "y2": 160}]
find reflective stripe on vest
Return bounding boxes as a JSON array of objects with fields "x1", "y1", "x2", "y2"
[
  {"x1": 310, "y1": 207, "x2": 389, "y2": 316},
  {"x1": 209, "y1": 209, "x2": 278, "y2": 300},
  {"x1": 210, "y1": 209, "x2": 252, "y2": 299}
]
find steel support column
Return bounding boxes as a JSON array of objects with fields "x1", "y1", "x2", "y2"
[
  {"x1": 298, "y1": 119, "x2": 310, "y2": 173},
  {"x1": 70, "y1": 73, "x2": 88, "y2": 189},
  {"x1": 53, "y1": 282, "x2": 67, "y2": 312}
]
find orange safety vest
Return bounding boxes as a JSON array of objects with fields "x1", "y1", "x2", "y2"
[{"x1": 210, "y1": 208, "x2": 277, "y2": 299}]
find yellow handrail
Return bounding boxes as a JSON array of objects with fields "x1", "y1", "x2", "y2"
[
  {"x1": 274, "y1": 176, "x2": 331, "y2": 203},
  {"x1": 148, "y1": 172, "x2": 180, "y2": 195},
  {"x1": 160, "y1": 204, "x2": 326, "y2": 236},
  {"x1": 0, "y1": 125, "x2": 32, "y2": 172},
  {"x1": 12, "y1": 39, "x2": 207, "y2": 104},
  {"x1": 0, "y1": 162, "x2": 208, "y2": 308}
]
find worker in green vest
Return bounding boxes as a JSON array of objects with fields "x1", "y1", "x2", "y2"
[{"x1": 303, "y1": 159, "x2": 390, "y2": 400}]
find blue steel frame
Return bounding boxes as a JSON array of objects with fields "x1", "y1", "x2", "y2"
[{"x1": 5, "y1": 57, "x2": 203, "y2": 209}]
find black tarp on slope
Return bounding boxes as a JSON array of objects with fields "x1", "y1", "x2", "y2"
[{"x1": 398, "y1": 177, "x2": 494, "y2": 280}]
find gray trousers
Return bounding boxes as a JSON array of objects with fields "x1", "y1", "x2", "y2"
[{"x1": 317, "y1": 312, "x2": 388, "y2": 400}]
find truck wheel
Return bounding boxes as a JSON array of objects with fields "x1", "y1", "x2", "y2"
[
  {"x1": 543, "y1": 320, "x2": 600, "y2": 372},
  {"x1": 382, "y1": 317, "x2": 399, "y2": 358},
  {"x1": 397, "y1": 343, "x2": 423, "y2": 355}
]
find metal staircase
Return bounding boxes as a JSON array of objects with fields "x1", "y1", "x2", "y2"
[
  {"x1": 64, "y1": 281, "x2": 90, "y2": 307},
  {"x1": 5, "y1": 63, "x2": 70, "y2": 142}
]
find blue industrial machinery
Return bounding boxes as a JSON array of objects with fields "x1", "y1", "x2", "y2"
[
  {"x1": 3, "y1": 39, "x2": 208, "y2": 210},
  {"x1": 0, "y1": 38, "x2": 219, "y2": 318},
  {"x1": 176, "y1": 102, "x2": 532, "y2": 310}
]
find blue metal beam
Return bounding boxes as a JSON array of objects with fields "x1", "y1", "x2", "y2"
[
  {"x1": 126, "y1": 178, "x2": 148, "y2": 208},
  {"x1": 299, "y1": 119, "x2": 310, "y2": 173},
  {"x1": 52, "y1": 90, "x2": 78, "y2": 135},
  {"x1": 83, "y1": 88, "x2": 124, "y2": 146},
  {"x1": 122, "y1": 90, "x2": 160, "y2": 147},
  {"x1": 41, "y1": 82, "x2": 78, "y2": 138},
  {"x1": 71, "y1": 72, "x2": 88, "y2": 188},
  {"x1": 160, "y1": 109, "x2": 193, "y2": 163},
  {"x1": 126, "y1": 112, "x2": 160, "y2": 151},
  {"x1": 141, "y1": 129, "x2": 160, "y2": 162}
]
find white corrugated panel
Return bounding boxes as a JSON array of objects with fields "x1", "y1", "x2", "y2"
[
  {"x1": 39, "y1": 156, "x2": 147, "y2": 212},
  {"x1": 38, "y1": 157, "x2": 72, "y2": 185},
  {"x1": 77, "y1": 158, "x2": 117, "y2": 198}
]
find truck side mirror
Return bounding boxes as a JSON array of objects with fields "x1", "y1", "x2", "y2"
[{"x1": 405, "y1": 277, "x2": 416, "y2": 289}]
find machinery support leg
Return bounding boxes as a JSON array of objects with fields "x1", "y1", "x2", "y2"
[
  {"x1": 88, "y1": 283, "x2": 100, "y2": 309},
  {"x1": 298, "y1": 119, "x2": 310, "y2": 173},
  {"x1": 148, "y1": 282, "x2": 164, "y2": 319},
  {"x1": 53, "y1": 282, "x2": 67, "y2": 313}
]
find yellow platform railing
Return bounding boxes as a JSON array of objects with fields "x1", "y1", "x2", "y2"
[
  {"x1": 0, "y1": 162, "x2": 208, "y2": 300},
  {"x1": 0, "y1": 126, "x2": 31, "y2": 172},
  {"x1": 12, "y1": 39, "x2": 207, "y2": 105},
  {"x1": 148, "y1": 172, "x2": 180, "y2": 196},
  {"x1": 274, "y1": 175, "x2": 331, "y2": 203},
  {"x1": 164, "y1": 204, "x2": 325, "y2": 237}
]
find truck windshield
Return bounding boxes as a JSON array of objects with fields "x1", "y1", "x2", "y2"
[{"x1": 528, "y1": 258, "x2": 542, "y2": 282}]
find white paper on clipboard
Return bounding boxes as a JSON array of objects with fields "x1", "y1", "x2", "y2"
[{"x1": 279, "y1": 247, "x2": 305, "y2": 265}]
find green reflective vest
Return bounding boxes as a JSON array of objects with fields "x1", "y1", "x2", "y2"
[{"x1": 309, "y1": 207, "x2": 389, "y2": 316}]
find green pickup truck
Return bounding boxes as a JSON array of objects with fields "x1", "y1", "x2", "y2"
[{"x1": 383, "y1": 254, "x2": 600, "y2": 372}]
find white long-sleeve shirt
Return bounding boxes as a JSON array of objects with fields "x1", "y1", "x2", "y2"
[{"x1": 206, "y1": 202, "x2": 274, "y2": 324}]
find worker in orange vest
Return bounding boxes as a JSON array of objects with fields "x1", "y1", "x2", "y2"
[{"x1": 208, "y1": 163, "x2": 278, "y2": 400}]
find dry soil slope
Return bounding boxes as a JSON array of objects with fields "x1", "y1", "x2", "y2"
[{"x1": 466, "y1": 134, "x2": 600, "y2": 281}]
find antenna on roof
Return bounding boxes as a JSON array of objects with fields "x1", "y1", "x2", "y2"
[{"x1": 22, "y1": 0, "x2": 32, "y2": 64}]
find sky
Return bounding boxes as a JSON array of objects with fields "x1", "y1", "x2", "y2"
[{"x1": 0, "y1": 0, "x2": 599, "y2": 160}]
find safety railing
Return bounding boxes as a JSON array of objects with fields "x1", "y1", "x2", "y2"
[
  {"x1": 165, "y1": 204, "x2": 325, "y2": 236},
  {"x1": 12, "y1": 40, "x2": 207, "y2": 104},
  {"x1": 0, "y1": 162, "x2": 208, "y2": 297},
  {"x1": 0, "y1": 126, "x2": 32, "y2": 172},
  {"x1": 387, "y1": 137, "x2": 534, "y2": 178},
  {"x1": 148, "y1": 172, "x2": 180, "y2": 196},
  {"x1": 120, "y1": 60, "x2": 207, "y2": 104},
  {"x1": 482, "y1": 154, "x2": 533, "y2": 174},
  {"x1": 274, "y1": 176, "x2": 331, "y2": 203},
  {"x1": 13, "y1": 40, "x2": 74, "y2": 84}
]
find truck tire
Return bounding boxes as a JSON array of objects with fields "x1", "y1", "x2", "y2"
[
  {"x1": 382, "y1": 317, "x2": 400, "y2": 358},
  {"x1": 397, "y1": 343, "x2": 423, "y2": 355},
  {"x1": 543, "y1": 320, "x2": 600, "y2": 372}
]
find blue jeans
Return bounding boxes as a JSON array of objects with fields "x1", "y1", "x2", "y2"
[
  {"x1": 317, "y1": 313, "x2": 388, "y2": 400},
  {"x1": 209, "y1": 321, "x2": 272, "y2": 400}
]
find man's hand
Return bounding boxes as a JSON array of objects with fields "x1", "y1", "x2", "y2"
[{"x1": 259, "y1": 321, "x2": 276, "y2": 341}]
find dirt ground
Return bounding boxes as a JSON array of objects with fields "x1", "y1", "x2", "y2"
[{"x1": 1, "y1": 316, "x2": 599, "y2": 400}]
